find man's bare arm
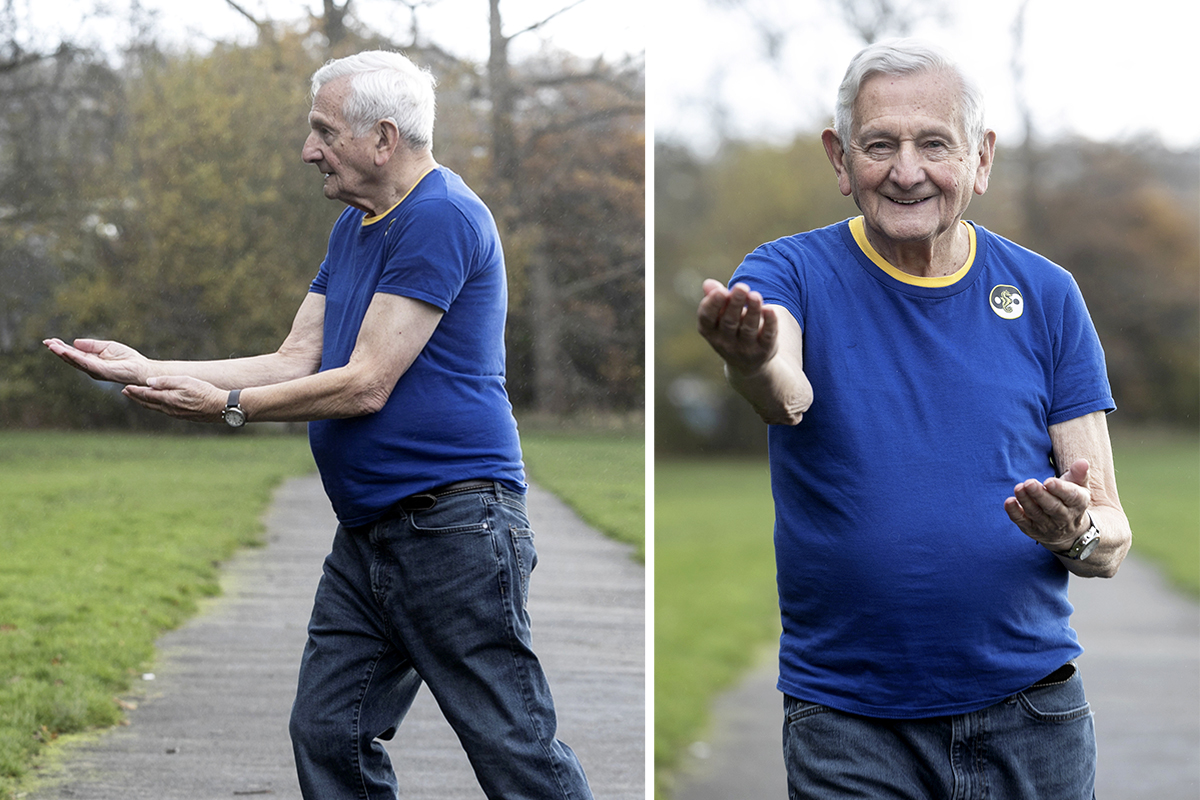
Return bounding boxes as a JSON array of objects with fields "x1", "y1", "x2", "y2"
[
  {"x1": 122, "y1": 292, "x2": 442, "y2": 423},
  {"x1": 45, "y1": 291, "x2": 327, "y2": 390},
  {"x1": 697, "y1": 279, "x2": 812, "y2": 425},
  {"x1": 1004, "y1": 410, "x2": 1132, "y2": 578}
]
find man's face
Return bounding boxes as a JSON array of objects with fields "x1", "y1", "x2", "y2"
[
  {"x1": 827, "y1": 70, "x2": 995, "y2": 256},
  {"x1": 301, "y1": 78, "x2": 378, "y2": 210}
]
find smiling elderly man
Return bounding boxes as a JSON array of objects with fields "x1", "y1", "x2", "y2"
[
  {"x1": 697, "y1": 39, "x2": 1130, "y2": 799},
  {"x1": 47, "y1": 50, "x2": 592, "y2": 800}
]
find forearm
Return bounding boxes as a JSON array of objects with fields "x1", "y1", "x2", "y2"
[
  {"x1": 726, "y1": 359, "x2": 814, "y2": 425},
  {"x1": 148, "y1": 350, "x2": 318, "y2": 391},
  {"x1": 236, "y1": 363, "x2": 392, "y2": 423}
]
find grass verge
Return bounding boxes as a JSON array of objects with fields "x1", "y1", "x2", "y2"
[
  {"x1": 1110, "y1": 425, "x2": 1200, "y2": 596},
  {"x1": 520, "y1": 427, "x2": 645, "y2": 561},
  {"x1": 653, "y1": 459, "x2": 777, "y2": 799},
  {"x1": 0, "y1": 431, "x2": 314, "y2": 799}
]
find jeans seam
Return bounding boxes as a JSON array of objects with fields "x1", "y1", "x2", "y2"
[
  {"x1": 492, "y1": 503, "x2": 575, "y2": 799},
  {"x1": 351, "y1": 642, "x2": 390, "y2": 800}
]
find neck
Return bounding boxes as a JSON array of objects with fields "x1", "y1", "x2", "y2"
[
  {"x1": 354, "y1": 149, "x2": 439, "y2": 217},
  {"x1": 865, "y1": 221, "x2": 970, "y2": 278}
]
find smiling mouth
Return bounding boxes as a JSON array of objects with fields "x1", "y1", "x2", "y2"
[{"x1": 888, "y1": 197, "x2": 929, "y2": 205}]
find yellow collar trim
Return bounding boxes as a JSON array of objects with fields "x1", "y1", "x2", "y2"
[
  {"x1": 361, "y1": 166, "x2": 437, "y2": 226},
  {"x1": 849, "y1": 216, "x2": 975, "y2": 287}
]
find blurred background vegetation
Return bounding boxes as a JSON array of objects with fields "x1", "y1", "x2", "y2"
[{"x1": 0, "y1": 0, "x2": 644, "y2": 430}]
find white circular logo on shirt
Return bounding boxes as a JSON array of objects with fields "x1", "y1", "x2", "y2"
[{"x1": 989, "y1": 285, "x2": 1024, "y2": 319}]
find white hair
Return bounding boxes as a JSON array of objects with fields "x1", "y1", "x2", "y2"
[
  {"x1": 311, "y1": 50, "x2": 437, "y2": 150},
  {"x1": 833, "y1": 38, "x2": 986, "y2": 150}
]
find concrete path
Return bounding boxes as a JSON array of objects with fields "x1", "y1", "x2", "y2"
[
  {"x1": 26, "y1": 475, "x2": 645, "y2": 800},
  {"x1": 674, "y1": 556, "x2": 1200, "y2": 799}
]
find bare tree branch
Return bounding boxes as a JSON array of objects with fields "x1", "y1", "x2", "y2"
[{"x1": 507, "y1": 0, "x2": 588, "y2": 41}]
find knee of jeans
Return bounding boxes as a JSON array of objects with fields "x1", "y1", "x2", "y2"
[{"x1": 289, "y1": 700, "x2": 342, "y2": 755}]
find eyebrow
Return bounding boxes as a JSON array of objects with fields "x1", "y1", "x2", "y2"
[{"x1": 857, "y1": 123, "x2": 959, "y2": 141}]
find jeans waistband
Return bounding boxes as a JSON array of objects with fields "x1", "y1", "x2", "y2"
[{"x1": 393, "y1": 480, "x2": 496, "y2": 513}]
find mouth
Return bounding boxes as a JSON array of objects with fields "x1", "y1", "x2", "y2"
[{"x1": 887, "y1": 196, "x2": 931, "y2": 206}]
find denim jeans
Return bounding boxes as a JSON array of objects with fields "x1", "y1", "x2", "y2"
[
  {"x1": 289, "y1": 483, "x2": 593, "y2": 800},
  {"x1": 783, "y1": 663, "x2": 1096, "y2": 799}
]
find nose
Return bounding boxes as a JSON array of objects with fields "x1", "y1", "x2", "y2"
[
  {"x1": 301, "y1": 131, "x2": 321, "y2": 164},
  {"x1": 889, "y1": 142, "x2": 926, "y2": 189}
]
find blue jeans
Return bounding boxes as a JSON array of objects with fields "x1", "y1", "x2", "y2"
[
  {"x1": 783, "y1": 663, "x2": 1096, "y2": 799},
  {"x1": 289, "y1": 482, "x2": 592, "y2": 800}
]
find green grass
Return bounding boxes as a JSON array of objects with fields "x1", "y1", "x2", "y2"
[
  {"x1": 520, "y1": 428, "x2": 646, "y2": 561},
  {"x1": 653, "y1": 429, "x2": 1200, "y2": 798},
  {"x1": 653, "y1": 459, "x2": 778, "y2": 799},
  {"x1": 1110, "y1": 426, "x2": 1200, "y2": 596},
  {"x1": 0, "y1": 431, "x2": 315, "y2": 799}
]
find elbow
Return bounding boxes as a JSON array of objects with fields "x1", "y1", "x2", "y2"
[
  {"x1": 353, "y1": 383, "x2": 392, "y2": 416},
  {"x1": 756, "y1": 393, "x2": 813, "y2": 426}
]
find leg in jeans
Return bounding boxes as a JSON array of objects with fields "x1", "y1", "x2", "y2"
[
  {"x1": 783, "y1": 664, "x2": 1096, "y2": 800},
  {"x1": 290, "y1": 483, "x2": 592, "y2": 800},
  {"x1": 290, "y1": 521, "x2": 425, "y2": 799}
]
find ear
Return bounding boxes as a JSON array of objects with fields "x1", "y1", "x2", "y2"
[
  {"x1": 974, "y1": 129, "x2": 997, "y2": 196},
  {"x1": 821, "y1": 128, "x2": 854, "y2": 197},
  {"x1": 373, "y1": 119, "x2": 402, "y2": 167}
]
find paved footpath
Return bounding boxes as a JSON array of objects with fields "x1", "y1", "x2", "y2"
[
  {"x1": 674, "y1": 556, "x2": 1200, "y2": 799},
  {"x1": 26, "y1": 475, "x2": 645, "y2": 800}
]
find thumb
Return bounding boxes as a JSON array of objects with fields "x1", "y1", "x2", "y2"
[{"x1": 1061, "y1": 458, "x2": 1090, "y2": 487}]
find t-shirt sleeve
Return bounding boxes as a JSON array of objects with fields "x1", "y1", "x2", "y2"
[
  {"x1": 729, "y1": 242, "x2": 807, "y2": 331},
  {"x1": 1047, "y1": 276, "x2": 1116, "y2": 424},
  {"x1": 376, "y1": 198, "x2": 479, "y2": 312}
]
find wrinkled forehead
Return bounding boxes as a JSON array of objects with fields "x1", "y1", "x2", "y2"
[{"x1": 853, "y1": 69, "x2": 967, "y2": 136}]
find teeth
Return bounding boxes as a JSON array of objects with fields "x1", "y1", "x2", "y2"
[{"x1": 892, "y1": 198, "x2": 923, "y2": 204}]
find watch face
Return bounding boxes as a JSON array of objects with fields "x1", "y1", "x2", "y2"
[
  {"x1": 1077, "y1": 536, "x2": 1100, "y2": 560},
  {"x1": 224, "y1": 407, "x2": 246, "y2": 428}
]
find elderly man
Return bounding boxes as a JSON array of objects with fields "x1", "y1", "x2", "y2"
[
  {"x1": 46, "y1": 51, "x2": 592, "y2": 800},
  {"x1": 697, "y1": 39, "x2": 1130, "y2": 799}
]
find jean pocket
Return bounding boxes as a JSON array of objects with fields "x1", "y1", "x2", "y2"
[
  {"x1": 784, "y1": 695, "x2": 833, "y2": 724},
  {"x1": 407, "y1": 492, "x2": 490, "y2": 535},
  {"x1": 1015, "y1": 666, "x2": 1092, "y2": 723},
  {"x1": 509, "y1": 526, "x2": 537, "y2": 602}
]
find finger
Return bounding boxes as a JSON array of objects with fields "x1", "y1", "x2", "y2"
[
  {"x1": 759, "y1": 305, "x2": 779, "y2": 347},
  {"x1": 697, "y1": 282, "x2": 731, "y2": 329},
  {"x1": 739, "y1": 292, "x2": 764, "y2": 339},
  {"x1": 718, "y1": 283, "x2": 752, "y2": 332},
  {"x1": 1013, "y1": 479, "x2": 1060, "y2": 521},
  {"x1": 1003, "y1": 496, "x2": 1033, "y2": 532},
  {"x1": 72, "y1": 338, "x2": 109, "y2": 354}
]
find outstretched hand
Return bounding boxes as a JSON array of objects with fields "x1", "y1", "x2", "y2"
[
  {"x1": 696, "y1": 280, "x2": 779, "y2": 376},
  {"x1": 1004, "y1": 459, "x2": 1093, "y2": 551},
  {"x1": 43, "y1": 338, "x2": 150, "y2": 386},
  {"x1": 123, "y1": 376, "x2": 226, "y2": 423}
]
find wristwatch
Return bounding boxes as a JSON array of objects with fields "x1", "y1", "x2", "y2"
[
  {"x1": 1052, "y1": 519, "x2": 1100, "y2": 561},
  {"x1": 222, "y1": 389, "x2": 247, "y2": 428}
]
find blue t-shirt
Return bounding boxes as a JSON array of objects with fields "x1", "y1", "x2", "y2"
[
  {"x1": 730, "y1": 217, "x2": 1115, "y2": 718},
  {"x1": 308, "y1": 167, "x2": 525, "y2": 526}
]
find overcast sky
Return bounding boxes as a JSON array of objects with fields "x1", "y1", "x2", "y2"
[
  {"x1": 22, "y1": 0, "x2": 642, "y2": 64},
  {"x1": 650, "y1": 0, "x2": 1200, "y2": 153}
]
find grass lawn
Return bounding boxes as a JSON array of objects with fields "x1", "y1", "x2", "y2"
[
  {"x1": 653, "y1": 426, "x2": 1200, "y2": 798},
  {"x1": 0, "y1": 431, "x2": 315, "y2": 799},
  {"x1": 520, "y1": 427, "x2": 646, "y2": 561}
]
